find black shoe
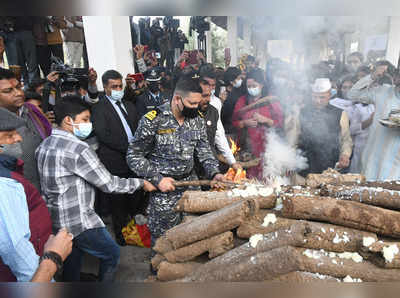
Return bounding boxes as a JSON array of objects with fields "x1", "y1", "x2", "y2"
[
  {"x1": 115, "y1": 234, "x2": 127, "y2": 246},
  {"x1": 80, "y1": 272, "x2": 99, "y2": 282}
]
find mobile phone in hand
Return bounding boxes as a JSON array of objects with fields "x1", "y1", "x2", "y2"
[{"x1": 128, "y1": 73, "x2": 145, "y2": 82}]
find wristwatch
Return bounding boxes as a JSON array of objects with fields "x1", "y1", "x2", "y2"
[{"x1": 39, "y1": 251, "x2": 63, "y2": 272}]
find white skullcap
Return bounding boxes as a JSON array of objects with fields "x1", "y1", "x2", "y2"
[{"x1": 312, "y1": 78, "x2": 332, "y2": 93}]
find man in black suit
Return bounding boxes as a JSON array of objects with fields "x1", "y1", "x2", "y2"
[
  {"x1": 91, "y1": 70, "x2": 143, "y2": 245},
  {"x1": 135, "y1": 68, "x2": 170, "y2": 120}
]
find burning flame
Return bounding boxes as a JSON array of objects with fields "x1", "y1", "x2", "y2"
[
  {"x1": 229, "y1": 138, "x2": 240, "y2": 155},
  {"x1": 224, "y1": 168, "x2": 247, "y2": 182}
]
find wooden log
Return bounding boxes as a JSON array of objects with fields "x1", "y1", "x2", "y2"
[
  {"x1": 173, "y1": 180, "x2": 241, "y2": 188},
  {"x1": 282, "y1": 194, "x2": 400, "y2": 238},
  {"x1": 236, "y1": 213, "x2": 298, "y2": 239},
  {"x1": 183, "y1": 219, "x2": 377, "y2": 281},
  {"x1": 157, "y1": 261, "x2": 202, "y2": 281},
  {"x1": 306, "y1": 169, "x2": 365, "y2": 188},
  {"x1": 174, "y1": 189, "x2": 276, "y2": 213},
  {"x1": 360, "y1": 239, "x2": 400, "y2": 269},
  {"x1": 182, "y1": 222, "x2": 311, "y2": 281},
  {"x1": 344, "y1": 180, "x2": 400, "y2": 191},
  {"x1": 154, "y1": 198, "x2": 259, "y2": 254},
  {"x1": 272, "y1": 271, "x2": 340, "y2": 282},
  {"x1": 181, "y1": 215, "x2": 199, "y2": 224},
  {"x1": 151, "y1": 254, "x2": 166, "y2": 270},
  {"x1": 285, "y1": 186, "x2": 321, "y2": 196},
  {"x1": 181, "y1": 246, "x2": 301, "y2": 281},
  {"x1": 184, "y1": 245, "x2": 400, "y2": 282},
  {"x1": 163, "y1": 232, "x2": 234, "y2": 263},
  {"x1": 320, "y1": 184, "x2": 400, "y2": 210},
  {"x1": 296, "y1": 247, "x2": 400, "y2": 282},
  {"x1": 237, "y1": 212, "x2": 376, "y2": 251}
]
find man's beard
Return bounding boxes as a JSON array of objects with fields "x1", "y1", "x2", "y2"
[{"x1": 200, "y1": 103, "x2": 209, "y2": 112}]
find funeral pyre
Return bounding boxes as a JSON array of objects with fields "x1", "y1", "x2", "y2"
[{"x1": 149, "y1": 168, "x2": 400, "y2": 282}]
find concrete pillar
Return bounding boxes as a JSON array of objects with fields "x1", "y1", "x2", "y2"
[
  {"x1": 227, "y1": 16, "x2": 238, "y2": 66},
  {"x1": 83, "y1": 16, "x2": 134, "y2": 90},
  {"x1": 243, "y1": 22, "x2": 252, "y2": 54},
  {"x1": 386, "y1": 17, "x2": 400, "y2": 66},
  {"x1": 205, "y1": 18, "x2": 212, "y2": 63}
]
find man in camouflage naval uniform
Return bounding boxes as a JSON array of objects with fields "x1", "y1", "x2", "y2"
[{"x1": 126, "y1": 77, "x2": 225, "y2": 249}]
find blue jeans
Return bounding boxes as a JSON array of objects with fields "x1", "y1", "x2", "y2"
[{"x1": 63, "y1": 227, "x2": 120, "y2": 282}]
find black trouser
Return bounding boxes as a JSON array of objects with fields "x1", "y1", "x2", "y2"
[
  {"x1": 98, "y1": 173, "x2": 149, "y2": 237},
  {"x1": 36, "y1": 45, "x2": 51, "y2": 76},
  {"x1": 36, "y1": 44, "x2": 64, "y2": 77},
  {"x1": 48, "y1": 44, "x2": 64, "y2": 62},
  {"x1": 4, "y1": 30, "x2": 39, "y2": 84}
]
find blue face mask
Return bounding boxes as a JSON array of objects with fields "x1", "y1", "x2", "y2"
[
  {"x1": 111, "y1": 90, "x2": 124, "y2": 101},
  {"x1": 71, "y1": 121, "x2": 93, "y2": 139}
]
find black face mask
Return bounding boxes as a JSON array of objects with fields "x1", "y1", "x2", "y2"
[
  {"x1": 180, "y1": 98, "x2": 198, "y2": 119},
  {"x1": 148, "y1": 83, "x2": 160, "y2": 94}
]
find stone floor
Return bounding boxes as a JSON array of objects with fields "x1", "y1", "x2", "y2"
[{"x1": 80, "y1": 223, "x2": 152, "y2": 282}]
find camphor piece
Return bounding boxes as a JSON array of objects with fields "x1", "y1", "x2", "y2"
[
  {"x1": 282, "y1": 194, "x2": 400, "y2": 238},
  {"x1": 154, "y1": 198, "x2": 259, "y2": 254}
]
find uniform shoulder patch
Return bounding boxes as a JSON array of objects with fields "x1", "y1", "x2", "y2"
[
  {"x1": 145, "y1": 110, "x2": 157, "y2": 121},
  {"x1": 198, "y1": 110, "x2": 204, "y2": 118}
]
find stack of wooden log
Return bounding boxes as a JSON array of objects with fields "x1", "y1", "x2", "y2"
[{"x1": 151, "y1": 169, "x2": 400, "y2": 282}]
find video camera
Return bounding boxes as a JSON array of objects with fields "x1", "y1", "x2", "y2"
[
  {"x1": 189, "y1": 16, "x2": 210, "y2": 37},
  {"x1": 163, "y1": 16, "x2": 180, "y2": 30},
  {"x1": 50, "y1": 56, "x2": 89, "y2": 93}
]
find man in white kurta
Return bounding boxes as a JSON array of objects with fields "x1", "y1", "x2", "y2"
[{"x1": 348, "y1": 72, "x2": 400, "y2": 181}]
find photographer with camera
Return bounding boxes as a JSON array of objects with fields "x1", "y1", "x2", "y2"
[{"x1": 42, "y1": 58, "x2": 100, "y2": 115}]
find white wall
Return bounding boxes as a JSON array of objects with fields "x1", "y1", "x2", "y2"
[
  {"x1": 83, "y1": 16, "x2": 134, "y2": 90},
  {"x1": 227, "y1": 16, "x2": 238, "y2": 66},
  {"x1": 386, "y1": 17, "x2": 400, "y2": 66}
]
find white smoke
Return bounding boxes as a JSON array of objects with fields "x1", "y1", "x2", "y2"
[{"x1": 262, "y1": 130, "x2": 308, "y2": 184}]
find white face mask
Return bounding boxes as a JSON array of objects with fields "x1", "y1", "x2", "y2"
[
  {"x1": 111, "y1": 90, "x2": 124, "y2": 102},
  {"x1": 233, "y1": 79, "x2": 242, "y2": 88},
  {"x1": 211, "y1": 89, "x2": 215, "y2": 96},
  {"x1": 71, "y1": 120, "x2": 93, "y2": 139},
  {"x1": 248, "y1": 86, "x2": 261, "y2": 97}
]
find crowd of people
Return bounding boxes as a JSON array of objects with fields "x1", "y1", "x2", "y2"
[{"x1": 1, "y1": 16, "x2": 400, "y2": 283}]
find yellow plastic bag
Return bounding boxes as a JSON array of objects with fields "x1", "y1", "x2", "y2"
[{"x1": 121, "y1": 218, "x2": 151, "y2": 248}]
